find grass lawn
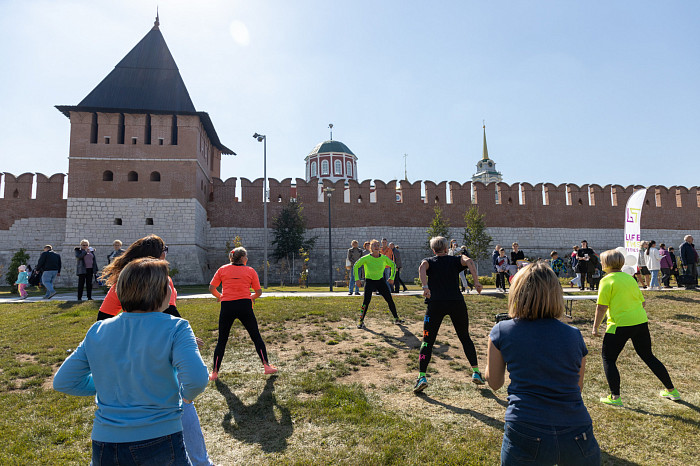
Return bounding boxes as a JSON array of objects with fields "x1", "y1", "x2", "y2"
[{"x1": 1, "y1": 291, "x2": 698, "y2": 464}]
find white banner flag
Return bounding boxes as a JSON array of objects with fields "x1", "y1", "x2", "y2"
[{"x1": 624, "y1": 188, "x2": 648, "y2": 267}]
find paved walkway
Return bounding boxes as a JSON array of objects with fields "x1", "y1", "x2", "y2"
[{"x1": 0, "y1": 286, "x2": 688, "y2": 304}]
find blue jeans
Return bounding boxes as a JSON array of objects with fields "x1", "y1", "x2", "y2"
[
  {"x1": 348, "y1": 272, "x2": 360, "y2": 294},
  {"x1": 501, "y1": 421, "x2": 600, "y2": 466},
  {"x1": 41, "y1": 270, "x2": 58, "y2": 298},
  {"x1": 182, "y1": 401, "x2": 214, "y2": 466},
  {"x1": 92, "y1": 431, "x2": 191, "y2": 465},
  {"x1": 383, "y1": 268, "x2": 391, "y2": 289},
  {"x1": 650, "y1": 269, "x2": 660, "y2": 288}
]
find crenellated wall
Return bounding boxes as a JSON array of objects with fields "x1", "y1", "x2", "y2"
[
  {"x1": 0, "y1": 173, "x2": 67, "y2": 230},
  {"x1": 206, "y1": 177, "x2": 700, "y2": 230}
]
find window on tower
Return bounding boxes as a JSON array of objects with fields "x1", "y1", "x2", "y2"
[
  {"x1": 311, "y1": 162, "x2": 317, "y2": 177},
  {"x1": 346, "y1": 161, "x2": 352, "y2": 177},
  {"x1": 321, "y1": 160, "x2": 329, "y2": 176},
  {"x1": 334, "y1": 160, "x2": 342, "y2": 175},
  {"x1": 128, "y1": 171, "x2": 138, "y2": 182},
  {"x1": 103, "y1": 170, "x2": 113, "y2": 181},
  {"x1": 150, "y1": 171, "x2": 161, "y2": 182}
]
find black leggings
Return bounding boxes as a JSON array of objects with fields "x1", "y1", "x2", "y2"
[
  {"x1": 78, "y1": 268, "x2": 94, "y2": 299},
  {"x1": 419, "y1": 300, "x2": 478, "y2": 373},
  {"x1": 601, "y1": 322, "x2": 674, "y2": 396},
  {"x1": 496, "y1": 272, "x2": 508, "y2": 289},
  {"x1": 213, "y1": 299, "x2": 269, "y2": 372},
  {"x1": 360, "y1": 279, "x2": 398, "y2": 320}
]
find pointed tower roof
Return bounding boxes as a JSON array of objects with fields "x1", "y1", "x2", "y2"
[
  {"x1": 56, "y1": 16, "x2": 233, "y2": 154},
  {"x1": 482, "y1": 124, "x2": 489, "y2": 160}
]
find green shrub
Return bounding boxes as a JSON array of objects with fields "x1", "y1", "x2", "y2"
[{"x1": 6, "y1": 249, "x2": 30, "y2": 292}]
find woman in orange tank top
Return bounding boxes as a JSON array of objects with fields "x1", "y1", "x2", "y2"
[{"x1": 208, "y1": 247, "x2": 277, "y2": 380}]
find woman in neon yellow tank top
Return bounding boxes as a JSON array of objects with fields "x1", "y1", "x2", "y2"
[
  {"x1": 352, "y1": 239, "x2": 404, "y2": 328},
  {"x1": 592, "y1": 250, "x2": 680, "y2": 406}
]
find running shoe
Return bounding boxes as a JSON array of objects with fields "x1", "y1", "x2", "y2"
[
  {"x1": 413, "y1": 376, "x2": 428, "y2": 393},
  {"x1": 599, "y1": 395, "x2": 623, "y2": 406},
  {"x1": 264, "y1": 364, "x2": 278, "y2": 375},
  {"x1": 357, "y1": 320, "x2": 365, "y2": 329},
  {"x1": 660, "y1": 388, "x2": 681, "y2": 401},
  {"x1": 393, "y1": 318, "x2": 405, "y2": 325},
  {"x1": 48, "y1": 291, "x2": 57, "y2": 299},
  {"x1": 472, "y1": 371, "x2": 486, "y2": 385},
  {"x1": 348, "y1": 291, "x2": 353, "y2": 295},
  {"x1": 354, "y1": 291, "x2": 361, "y2": 295},
  {"x1": 208, "y1": 371, "x2": 218, "y2": 381}
]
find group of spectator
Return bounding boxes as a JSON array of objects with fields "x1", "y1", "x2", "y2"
[
  {"x1": 491, "y1": 242, "x2": 531, "y2": 292},
  {"x1": 634, "y1": 235, "x2": 697, "y2": 290},
  {"x1": 346, "y1": 238, "x2": 408, "y2": 295}
]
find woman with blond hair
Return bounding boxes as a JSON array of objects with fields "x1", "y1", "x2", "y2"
[
  {"x1": 593, "y1": 249, "x2": 680, "y2": 406},
  {"x1": 486, "y1": 261, "x2": 599, "y2": 465},
  {"x1": 209, "y1": 247, "x2": 277, "y2": 380}
]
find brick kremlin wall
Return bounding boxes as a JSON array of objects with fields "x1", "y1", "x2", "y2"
[{"x1": 1, "y1": 172, "x2": 698, "y2": 285}]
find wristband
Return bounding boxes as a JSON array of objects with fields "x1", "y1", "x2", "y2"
[{"x1": 422, "y1": 285, "x2": 429, "y2": 289}]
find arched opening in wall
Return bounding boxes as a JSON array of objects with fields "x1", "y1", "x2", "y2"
[
  {"x1": 90, "y1": 112, "x2": 98, "y2": 144},
  {"x1": 171, "y1": 115, "x2": 178, "y2": 145},
  {"x1": 369, "y1": 184, "x2": 376, "y2": 203},
  {"x1": 114, "y1": 218, "x2": 122, "y2": 225},
  {"x1": 0, "y1": 174, "x2": 4, "y2": 199},
  {"x1": 578, "y1": 198, "x2": 583, "y2": 206},
  {"x1": 117, "y1": 113, "x2": 125, "y2": 144},
  {"x1": 542, "y1": 185, "x2": 547, "y2": 205},
  {"x1": 146, "y1": 218, "x2": 154, "y2": 225},
  {"x1": 12, "y1": 189, "x2": 19, "y2": 198},
  {"x1": 508, "y1": 197, "x2": 513, "y2": 205},
  {"x1": 675, "y1": 188, "x2": 682, "y2": 207},
  {"x1": 421, "y1": 181, "x2": 427, "y2": 204},
  {"x1": 201, "y1": 180, "x2": 204, "y2": 191},
  {"x1": 588, "y1": 186, "x2": 593, "y2": 206},
  {"x1": 62, "y1": 176, "x2": 68, "y2": 199},
  {"x1": 434, "y1": 195, "x2": 440, "y2": 204},
  {"x1": 31, "y1": 174, "x2": 37, "y2": 199},
  {"x1": 277, "y1": 195, "x2": 282, "y2": 202},
  {"x1": 128, "y1": 171, "x2": 138, "y2": 182},
  {"x1": 208, "y1": 191, "x2": 214, "y2": 202},
  {"x1": 655, "y1": 188, "x2": 662, "y2": 207},
  {"x1": 103, "y1": 170, "x2": 113, "y2": 181},
  {"x1": 645, "y1": 199, "x2": 650, "y2": 206},
  {"x1": 145, "y1": 114, "x2": 152, "y2": 145},
  {"x1": 696, "y1": 190, "x2": 700, "y2": 208},
  {"x1": 357, "y1": 195, "x2": 362, "y2": 203},
  {"x1": 495, "y1": 185, "x2": 503, "y2": 205},
  {"x1": 150, "y1": 171, "x2": 161, "y2": 182},
  {"x1": 446, "y1": 184, "x2": 452, "y2": 204}
]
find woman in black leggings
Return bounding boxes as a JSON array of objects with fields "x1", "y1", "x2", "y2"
[
  {"x1": 209, "y1": 247, "x2": 276, "y2": 380},
  {"x1": 414, "y1": 236, "x2": 484, "y2": 393},
  {"x1": 593, "y1": 250, "x2": 680, "y2": 405}
]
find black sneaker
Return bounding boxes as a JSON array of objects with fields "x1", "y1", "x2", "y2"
[{"x1": 357, "y1": 320, "x2": 366, "y2": 329}]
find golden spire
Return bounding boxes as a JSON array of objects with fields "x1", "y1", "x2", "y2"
[
  {"x1": 482, "y1": 121, "x2": 489, "y2": 160},
  {"x1": 153, "y1": 7, "x2": 160, "y2": 30}
]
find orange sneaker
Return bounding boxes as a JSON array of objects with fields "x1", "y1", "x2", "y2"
[
  {"x1": 264, "y1": 364, "x2": 278, "y2": 375},
  {"x1": 208, "y1": 371, "x2": 218, "y2": 381}
]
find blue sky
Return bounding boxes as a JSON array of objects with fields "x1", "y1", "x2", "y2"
[{"x1": 1, "y1": 0, "x2": 698, "y2": 189}]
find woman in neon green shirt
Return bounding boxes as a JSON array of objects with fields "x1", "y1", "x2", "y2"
[
  {"x1": 353, "y1": 239, "x2": 404, "y2": 328},
  {"x1": 593, "y1": 250, "x2": 680, "y2": 406}
]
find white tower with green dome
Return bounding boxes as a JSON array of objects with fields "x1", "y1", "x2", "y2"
[
  {"x1": 471, "y1": 124, "x2": 502, "y2": 185},
  {"x1": 304, "y1": 127, "x2": 358, "y2": 183}
]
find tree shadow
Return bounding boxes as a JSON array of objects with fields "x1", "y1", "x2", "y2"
[
  {"x1": 416, "y1": 392, "x2": 505, "y2": 430},
  {"x1": 215, "y1": 376, "x2": 293, "y2": 453}
]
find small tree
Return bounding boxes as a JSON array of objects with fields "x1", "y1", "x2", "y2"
[
  {"x1": 6, "y1": 248, "x2": 31, "y2": 293},
  {"x1": 463, "y1": 206, "x2": 492, "y2": 262},
  {"x1": 271, "y1": 200, "x2": 317, "y2": 283},
  {"x1": 426, "y1": 206, "x2": 451, "y2": 249}
]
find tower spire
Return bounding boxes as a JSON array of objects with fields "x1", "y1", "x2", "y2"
[
  {"x1": 153, "y1": 7, "x2": 160, "y2": 30},
  {"x1": 329, "y1": 123, "x2": 333, "y2": 141},
  {"x1": 482, "y1": 121, "x2": 489, "y2": 160}
]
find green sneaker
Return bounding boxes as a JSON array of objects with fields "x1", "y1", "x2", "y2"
[
  {"x1": 660, "y1": 388, "x2": 681, "y2": 401},
  {"x1": 472, "y1": 371, "x2": 486, "y2": 385},
  {"x1": 600, "y1": 395, "x2": 623, "y2": 406},
  {"x1": 357, "y1": 320, "x2": 365, "y2": 329}
]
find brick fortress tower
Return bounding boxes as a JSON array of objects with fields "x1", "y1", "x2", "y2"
[{"x1": 55, "y1": 14, "x2": 234, "y2": 283}]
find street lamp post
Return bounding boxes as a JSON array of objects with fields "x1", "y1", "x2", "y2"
[
  {"x1": 324, "y1": 187, "x2": 335, "y2": 291},
  {"x1": 253, "y1": 133, "x2": 268, "y2": 289}
]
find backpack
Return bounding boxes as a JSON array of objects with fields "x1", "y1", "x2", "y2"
[{"x1": 28, "y1": 269, "x2": 43, "y2": 286}]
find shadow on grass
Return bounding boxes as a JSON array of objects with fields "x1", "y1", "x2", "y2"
[
  {"x1": 363, "y1": 326, "x2": 422, "y2": 350},
  {"x1": 215, "y1": 376, "x2": 293, "y2": 453},
  {"x1": 653, "y1": 294, "x2": 699, "y2": 304},
  {"x1": 478, "y1": 388, "x2": 508, "y2": 408},
  {"x1": 625, "y1": 404, "x2": 700, "y2": 429},
  {"x1": 600, "y1": 451, "x2": 639, "y2": 465},
  {"x1": 416, "y1": 392, "x2": 504, "y2": 430}
]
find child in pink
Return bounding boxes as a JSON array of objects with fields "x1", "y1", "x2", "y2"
[{"x1": 15, "y1": 265, "x2": 29, "y2": 299}]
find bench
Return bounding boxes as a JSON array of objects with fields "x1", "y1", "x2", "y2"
[{"x1": 563, "y1": 295, "x2": 597, "y2": 318}]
